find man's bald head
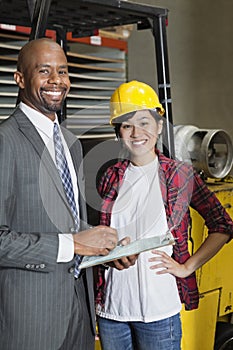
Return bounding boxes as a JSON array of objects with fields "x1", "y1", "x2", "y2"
[{"x1": 17, "y1": 38, "x2": 66, "y2": 73}]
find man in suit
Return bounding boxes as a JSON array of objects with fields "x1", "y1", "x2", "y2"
[{"x1": 0, "y1": 38, "x2": 118, "y2": 350}]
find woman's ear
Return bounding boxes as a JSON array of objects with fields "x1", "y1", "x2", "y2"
[
  {"x1": 14, "y1": 71, "x2": 25, "y2": 89},
  {"x1": 158, "y1": 119, "x2": 163, "y2": 135}
]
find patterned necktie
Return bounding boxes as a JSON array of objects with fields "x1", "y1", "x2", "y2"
[{"x1": 53, "y1": 122, "x2": 82, "y2": 277}]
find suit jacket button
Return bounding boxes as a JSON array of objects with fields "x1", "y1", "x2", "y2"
[{"x1": 68, "y1": 267, "x2": 75, "y2": 274}]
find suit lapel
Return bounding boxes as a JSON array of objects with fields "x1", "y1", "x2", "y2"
[{"x1": 13, "y1": 108, "x2": 72, "y2": 214}]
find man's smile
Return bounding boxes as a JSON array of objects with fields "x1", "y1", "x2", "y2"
[{"x1": 43, "y1": 90, "x2": 63, "y2": 96}]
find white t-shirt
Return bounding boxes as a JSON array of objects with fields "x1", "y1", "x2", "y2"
[{"x1": 96, "y1": 158, "x2": 181, "y2": 322}]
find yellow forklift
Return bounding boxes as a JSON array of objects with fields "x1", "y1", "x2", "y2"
[
  {"x1": 174, "y1": 125, "x2": 233, "y2": 350},
  {"x1": 181, "y1": 180, "x2": 233, "y2": 350}
]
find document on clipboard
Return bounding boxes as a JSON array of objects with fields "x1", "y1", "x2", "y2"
[{"x1": 79, "y1": 231, "x2": 175, "y2": 269}]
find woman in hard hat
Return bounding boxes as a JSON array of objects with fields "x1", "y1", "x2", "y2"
[{"x1": 95, "y1": 81, "x2": 233, "y2": 350}]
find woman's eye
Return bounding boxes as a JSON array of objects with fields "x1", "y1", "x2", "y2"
[{"x1": 122, "y1": 124, "x2": 131, "y2": 129}]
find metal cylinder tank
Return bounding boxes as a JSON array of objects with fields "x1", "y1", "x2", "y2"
[{"x1": 173, "y1": 125, "x2": 233, "y2": 179}]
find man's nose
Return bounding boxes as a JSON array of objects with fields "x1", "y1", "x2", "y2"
[{"x1": 48, "y1": 72, "x2": 61, "y2": 84}]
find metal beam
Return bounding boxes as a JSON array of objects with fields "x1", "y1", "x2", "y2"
[
  {"x1": 16, "y1": 0, "x2": 52, "y2": 105},
  {"x1": 55, "y1": 25, "x2": 68, "y2": 123},
  {"x1": 29, "y1": 0, "x2": 52, "y2": 40},
  {"x1": 27, "y1": 0, "x2": 37, "y2": 22},
  {"x1": 152, "y1": 15, "x2": 175, "y2": 159}
]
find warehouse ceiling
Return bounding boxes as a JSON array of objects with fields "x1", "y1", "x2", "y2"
[{"x1": 0, "y1": 0, "x2": 167, "y2": 37}]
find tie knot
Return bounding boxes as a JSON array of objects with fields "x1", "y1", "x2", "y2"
[{"x1": 54, "y1": 122, "x2": 59, "y2": 133}]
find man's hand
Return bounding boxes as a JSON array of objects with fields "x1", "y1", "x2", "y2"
[
  {"x1": 73, "y1": 225, "x2": 118, "y2": 256},
  {"x1": 106, "y1": 236, "x2": 138, "y2": 270}
]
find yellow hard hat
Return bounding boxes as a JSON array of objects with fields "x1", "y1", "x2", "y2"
[{"x1": 110, "y1": 80, "x2": 165, "y2": 125}]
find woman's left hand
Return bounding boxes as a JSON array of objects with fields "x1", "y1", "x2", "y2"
[{"x1": 148, "y1": 250, "x2": 192, "y2": 278}]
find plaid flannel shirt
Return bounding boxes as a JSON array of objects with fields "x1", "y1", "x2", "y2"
[{"x1": 96, "y1": 150, "x2": 233, "y2": 310}]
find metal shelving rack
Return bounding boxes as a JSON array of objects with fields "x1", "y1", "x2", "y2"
[
  {"x1": 0, "y1": 0, "x2": 174, "y2": 157},
  {"x1": 0, "y1": 28, "x2": 127, "y2": 139}
]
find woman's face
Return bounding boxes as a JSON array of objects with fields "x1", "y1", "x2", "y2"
[{"x1": 119, "y1": 110, "x2": 163, "y2": 166}]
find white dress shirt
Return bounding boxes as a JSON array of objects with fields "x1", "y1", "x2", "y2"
[{"x1": 19, "y1": 102, "x2": 76, "y2": 262}]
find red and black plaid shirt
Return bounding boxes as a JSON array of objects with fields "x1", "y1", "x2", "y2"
[{"x1": 96, "y1": 150, "x2": 233, "y2": 310}]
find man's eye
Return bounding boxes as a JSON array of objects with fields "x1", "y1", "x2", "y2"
[
  {"x1": 39, "y1": 69, "x2": 49, "y2": 74},
  {"x1": 59, "y1": 70, "x2": 68, "y2": 75}
]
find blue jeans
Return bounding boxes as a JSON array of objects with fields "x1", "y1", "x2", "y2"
[{"x1": 97, "y1": 313, "x2": 182, "y2": 350}]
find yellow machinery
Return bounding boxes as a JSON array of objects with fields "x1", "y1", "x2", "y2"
[
  {"x1": 171, "y1": 126, "x2": 233, "y2": 349},
  {"x1": 181, "y1": 180, "x2": 233, "y2": 350}
]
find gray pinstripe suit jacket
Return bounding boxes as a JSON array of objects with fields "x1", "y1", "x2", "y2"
[{"x1": 0, "y1": 107, "x2": 95, "y2": 349}]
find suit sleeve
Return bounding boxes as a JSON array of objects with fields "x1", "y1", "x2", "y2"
[{"x1": 0, "y1": 131, "x2": 59, "y2": 271}]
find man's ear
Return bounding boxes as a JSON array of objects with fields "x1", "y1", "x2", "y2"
[
  {"x1": 14, "y1": 71, "x2": 25, "y2": 89},
  {"x1": 158, "y1": 119, "x2": 163, "y2": 135}
]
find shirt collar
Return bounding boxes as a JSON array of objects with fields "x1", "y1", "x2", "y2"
[{"x1": 19, "y1": 102, "x2": 59, "y2": 139}]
